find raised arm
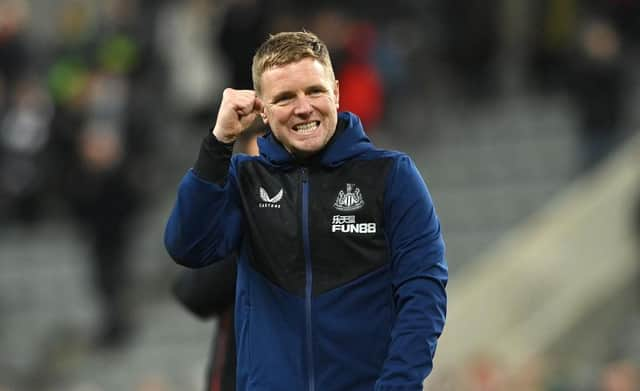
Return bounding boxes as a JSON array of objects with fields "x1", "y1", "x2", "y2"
[{"x1": 164, "y1": 89, "x2": 262, "y2": 267}]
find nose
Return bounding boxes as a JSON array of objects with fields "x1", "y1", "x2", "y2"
[{"x1": 293, "y1": 96, "x2": 313, "y2": 117}]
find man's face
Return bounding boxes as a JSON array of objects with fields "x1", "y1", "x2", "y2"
[{"x1": 259, "y1": 58, "x2": 339, "y2": 158}]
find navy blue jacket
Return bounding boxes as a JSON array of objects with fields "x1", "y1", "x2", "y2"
[{"x1": 165, "y1": 112, "x2": 448, "y2": 391}]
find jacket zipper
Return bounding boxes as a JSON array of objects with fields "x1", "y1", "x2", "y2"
[{"x1": 301, "y1": 167, "x2": 315, "y2": 391}]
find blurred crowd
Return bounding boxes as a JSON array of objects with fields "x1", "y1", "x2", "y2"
[{"x1": 1, "y1": 0, "x2": 639, "y2": 390}]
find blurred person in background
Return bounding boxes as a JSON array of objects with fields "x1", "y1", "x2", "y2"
[
  {"x1": 62, "y1": 73, "x2": 141, "y2": 348},
  {"x1": 164, "y1": 30, "x2": 447, "y2": 391},
  {"x1": 567, "y1": 17, "x2": 630, "y2": 174},
  {"x1": 335, "y1": 21, "x2": 384, "y2": 131},
  {"x1": 0, "y1": 0, "x2": 49, "y2": 223},
  {"x1": 0, "y1": 0, "x2": 30, "y2": 95},
  {"x1": 174, "y1": 258, "x2": 237, "y2": 391},
  {"x1": 0, "y1": 76, "x2": 55, "y2": 223},
  {"x1": 47, "y1": 0, "x2": 156, "y2": 349}
]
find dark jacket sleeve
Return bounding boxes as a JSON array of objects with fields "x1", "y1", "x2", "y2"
[
  {"x1": 375, "y1": 155, "x2": 448, "y2": 390},
  {"x1": 164, "y1": 134, "x2": 243, "y2": 268},
  {"x1": 193, "y1": 133, "x2": 234, "y2": 185},
  {"x1": 172, "y1": 255, "x2": 237, "y2": 319}
]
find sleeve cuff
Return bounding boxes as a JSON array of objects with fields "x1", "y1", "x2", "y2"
[{"x1": 193, "y1": 132, "x2": 234, "y2": 185}]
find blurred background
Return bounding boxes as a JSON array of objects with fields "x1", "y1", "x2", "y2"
[{"x1": 0, "y1": 0, "x2": 639, "y2": 390}]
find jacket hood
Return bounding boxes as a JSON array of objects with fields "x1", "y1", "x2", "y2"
[{"x1": 257, "y1": 112, "x2": 374, "y2": 168}]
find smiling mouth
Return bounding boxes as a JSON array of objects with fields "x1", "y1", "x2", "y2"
[{"x1": 293, "y1": 121, "x2": 320, "y2": 134}]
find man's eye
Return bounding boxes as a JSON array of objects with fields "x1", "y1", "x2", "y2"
[
  {"x1": 308, "y1": 89, "x2": 325, "y2": 96},
  {"x1": 274, "y1": 97, "x2": 293, "y2": 105}
]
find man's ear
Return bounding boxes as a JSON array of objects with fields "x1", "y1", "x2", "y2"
[
  {"x1": 334, "y1": 80, "x2": 340, "y2": 108},
  {"x1": 256, "y1": 95, "x2": 268, "y2": 124}
]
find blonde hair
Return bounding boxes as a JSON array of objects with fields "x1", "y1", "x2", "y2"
[{"x1": 252, "y1": 31, "x2": 335, "y2": 95}]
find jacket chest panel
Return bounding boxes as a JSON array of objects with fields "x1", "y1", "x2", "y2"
[
  {"x1": 308, "y1": 159, "x2": 392, "y2": 294},
  {"x1": 238, "y1": 163, "x2": 305, "y2": 295},
  {"x1": 237, "y1": 158, "x2": 393, "y2": 296}
]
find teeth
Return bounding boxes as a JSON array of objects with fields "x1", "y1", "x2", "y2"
[{"x1": 294, "y1": 121, "x2": 318, "y2": 133}]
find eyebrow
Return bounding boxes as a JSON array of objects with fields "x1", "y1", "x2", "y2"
[
  {"x1": 271, "y1": 85, "x2": 328, "y2": 103},
  {"x1": 271, "y1": 91, "x2": 295, "y2": 103},
  {"x1": 306, "y1": 84, "x2": 328, "y2": 92}
]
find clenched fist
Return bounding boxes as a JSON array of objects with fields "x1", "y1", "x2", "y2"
[{"x1": 212, "y1": 88, "x2": 264, "y2": 144}]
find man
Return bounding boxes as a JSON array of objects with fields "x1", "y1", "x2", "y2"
[{"x1": 164, "y1": 31, "x2": 447, "y2": 391}]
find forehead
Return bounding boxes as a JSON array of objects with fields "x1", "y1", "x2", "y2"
[{"x1": 260, "y1": 58, "x2": 333, "y2": 96}]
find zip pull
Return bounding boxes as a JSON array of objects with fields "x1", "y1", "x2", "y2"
[{"x1": 301, "y1": 167, "x2": 308, "y2": 183}]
